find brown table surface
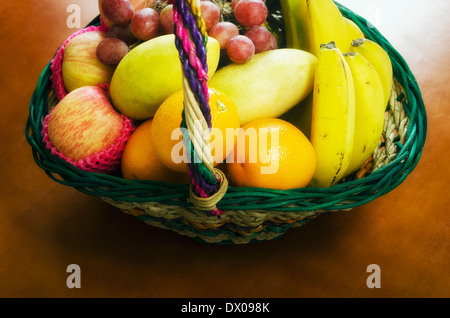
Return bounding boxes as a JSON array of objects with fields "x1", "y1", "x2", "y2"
[{"x1": 1, "y1": 0, "x2": 449, "y2": 298}]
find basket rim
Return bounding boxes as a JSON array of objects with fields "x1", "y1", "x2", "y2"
[{"x1": 25, "y1": 2, "x2": 427, "y2": 213}]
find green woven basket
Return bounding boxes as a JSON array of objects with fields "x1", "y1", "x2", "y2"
[{"x1": 26, "y1": 2, "x2": 426, "y2": 244}]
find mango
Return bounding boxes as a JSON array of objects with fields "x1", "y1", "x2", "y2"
[
  {"x1": 110, "y1": 34, "x2": 220, "y2": 120},
  {"x1": 208, "y1": 49, "x2": 317, "y2": 125}
]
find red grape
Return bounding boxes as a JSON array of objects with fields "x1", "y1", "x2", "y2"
[
  {"x1": 244, "y1": 25, "x2": 272, "y2": 53},
  {"x1": 226, "y1": 35, "x2": 255, "y2": 64},
  {"x1": 233, "y1": 0, "x2": 268, "y2": 27},
  {"x1": 101, "y1": 0, "x2": 135, "y2": 26},
  {"x1": 159, "y1": 4, "x2": 174, "y2": 34},
  {"x1": 107, "y1": 24, "x2": 137, "y2": 45},
  {"x1": 130, "y1": 8, "x2": 160, "y2": 41},
  {"x1": 232, "y1": 0, "x2": 265, "y2": 7},
  {"x1": 96, "y1": 38, "x2": 130, "y2": 65},
  {"x1": 200, "y1": 1, "x2": 220, "y2": 31},
  {"x1": 209, "y1": 22, "x2": 239, "y2": 49},
  {"x1": 231, "y1": 0, "x2": 241, "y2": 10},
  {"x1": 267, "y1": 33, "x2": 278, "y2": 50}
]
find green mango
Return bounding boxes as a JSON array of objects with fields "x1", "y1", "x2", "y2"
[
  {"x1": 208, "y1": 49, "x2": 317, "y2": 125},
  {"x1": 110, "y1": 34, "x2": 220, "y2": 120}
]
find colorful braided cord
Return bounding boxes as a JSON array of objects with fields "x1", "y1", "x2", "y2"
[{"x1": 171, "y1": 0, "x2": 223, "y2": 216}]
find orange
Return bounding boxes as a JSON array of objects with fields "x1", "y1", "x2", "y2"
[
  {"x1": 151, "y1": 88, "x2": 240, "y2": 173},
  {"x1": 121, "y1": 119, "x2": 187, "y2": 183},
  {"x1": 226, "y1": 118, "x2": 316, "y2": 190}
]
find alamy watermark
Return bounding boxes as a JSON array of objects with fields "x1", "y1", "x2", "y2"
[
  {"x1": 366, "y1": 264, "x2": 381, "y2": 288},
  {"x1": 66, "y1": 264, "x2": 81, "y2": 288},
  {"x1": 66, "y1": 4, "x2": 81, "y2": 29},
  {"x1": 65, "y1": 264, "x2": 381, "y2": 289},
  {"x1": 170, "y1": 122, "x2": 281, "y2": 174}
]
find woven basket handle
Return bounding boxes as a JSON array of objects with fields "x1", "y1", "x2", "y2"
[{"x1": 172, "y1": 0, "x2": 228, "y2": 216}]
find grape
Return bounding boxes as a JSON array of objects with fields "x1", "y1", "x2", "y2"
[
  {"x1": 233, "y1": 0, "x2": 268, "y2": 27},
  {"x1": 96, "y1": 38, "x2": 130, "y2": 65},
  {"x1": 267, "y1": 33, "x2": 278, "y2": 50},
  {"x1": 130, "y1": 8, "x2": 160, "y2": 41},
  {"x1": 244, "y1": 25, "x2": 273, "y2": 53},
  {"x1": 231, "y1": 0, "x2": 240, "y2": 10},
  {"x1": 232, "y1": 0, "x2": 265, "y2": 7},
  {"x1": 101, "y1": 0, "x2": 135, "y2": 26},
  {"x1": 159, "y1": 4, "x2": 174, "y2": 34},
  {"x1": 107, "y1": 24, "x2": 137, "y2": 45},
  {"x1": 200, "y1": 1, "x2": 221, "y2": 31},
  {"x1": 209, "y1": 22, "x2": 240, "y2": 49},
  {"x1": 226, "y1": 35, "x2": 255, "y2": 64}
]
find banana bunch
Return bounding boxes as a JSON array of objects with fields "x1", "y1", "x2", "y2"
[
  {"x1": 309, "y1": 42, "x2": 355, "y2": 188},
  {"x1": 282, "y1": 0, "x2": 394, "y2": 187}
]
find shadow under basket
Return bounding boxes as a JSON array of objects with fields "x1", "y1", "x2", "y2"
[{"x1": 26, "y1": 3, "x2": 427, "y2": 244}]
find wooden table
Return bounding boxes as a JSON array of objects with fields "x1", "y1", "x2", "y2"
[{"x1": 1, "y1": 0, "x2": 449, "y2": 299}]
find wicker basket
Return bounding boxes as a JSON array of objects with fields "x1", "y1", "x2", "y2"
[{"x1": 26, "y1": 1, "x2": 427, "y2": 244}]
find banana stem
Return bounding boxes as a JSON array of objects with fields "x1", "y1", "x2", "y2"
[
  {"x1": 320, "y1": 41, "x2": 337, "y2": 49},
  {"x1": 351, "y1": 38, "x2": 365, "y2": 47}
]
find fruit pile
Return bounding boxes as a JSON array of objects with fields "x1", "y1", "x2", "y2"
[{"x1": 44, "y1": 0, "x2": 393, "y2": 192}]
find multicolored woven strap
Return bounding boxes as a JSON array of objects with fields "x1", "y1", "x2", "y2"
[{"x1": 171, "y1": 0, "x2": 227, "y2": 216}]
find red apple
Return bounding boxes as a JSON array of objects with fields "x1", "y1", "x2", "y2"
[
  {"x1": 47, "y1": 86, "x2": 125, "y2": 162},
  {"x1": 62, "y1": 31, "x2": 115, "y2": 92}
]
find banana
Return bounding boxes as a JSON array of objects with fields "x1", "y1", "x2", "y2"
[
  {"x1": 344, "y1": 17, "x2": 365, "y2": 41},
  {"x1": 342, "y1": 52, "x2": 386, "y2": 177},
  {"x1": 309, "y1": 42, "x2": 355, "y2": 188},
  {"x1": 280, "y1": 0, "x2": 352, "y2": 55},
  {"x1": 280, "y1": 0, "x2": 309, "y2": 50},
  {"x1": 305, "y1": 0, "x2": 352, "y2": 56},
  {"x1": 350, "y1": 38, "x2": 393, "y2": 107}
]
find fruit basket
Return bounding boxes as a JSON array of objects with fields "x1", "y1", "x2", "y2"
[{"x1": 26, "y1": 0, "x2": 426, "y2": 244}]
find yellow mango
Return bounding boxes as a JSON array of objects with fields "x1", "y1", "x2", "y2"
[{"x1": 208, "y1": 49, "x2": 317, "y2": 125}]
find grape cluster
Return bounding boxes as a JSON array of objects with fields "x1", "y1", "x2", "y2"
[
  {"x1": 96, "y1": 0, "x2": 277, "y2": 66},
  {"x1": 208, "y1": 0, "x2": 278, "y2": 64},
  {"x1": 97, "y1": 0, "x2": 157, "y2": 65}
]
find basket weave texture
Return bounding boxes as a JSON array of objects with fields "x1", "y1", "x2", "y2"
[{"x1": 26, "y1": 2, "x2": 427, "y2": 244}]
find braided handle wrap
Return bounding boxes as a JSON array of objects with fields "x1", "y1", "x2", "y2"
[{"x1": 172, "y1": 0, "x2": 228, "y2": 216}]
